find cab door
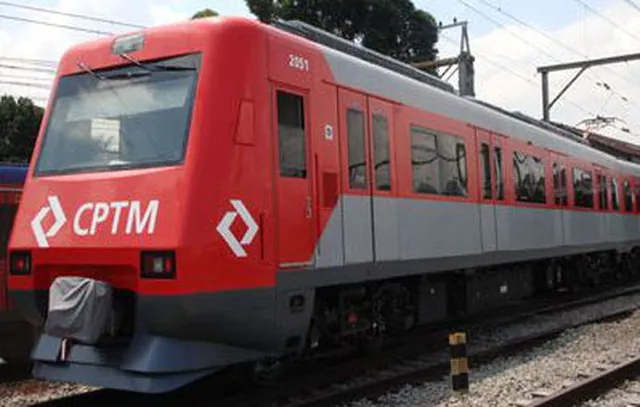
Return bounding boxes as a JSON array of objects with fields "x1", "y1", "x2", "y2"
[
  {"x1": 338, "y1": 88, "x2": 374, "y2": 264},
  {"x1": 273, "y1": 86, "x2": 316, "y2": 268}
]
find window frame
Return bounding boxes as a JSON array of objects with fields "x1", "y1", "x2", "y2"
[
  {"x1": 571, "y1": 166, "x2": 595, "y2": 209},
  {"x1": 494, "y1": 138, "x2": 505, "y2": 202},
  {"x1": 551, "y1": 155, "x2": 569, "y2": 208},
  {"x1": 409, "y1": 125, "x2": 469, "y2": 199},
  {"x1": 371, "y1": 112, "x2": 392, "y2": 192},
  {"x1": 276, "y1": 89, "x2": 308, "y2": 179},
  {"x1": 512, "y1": 148, "x2": 547, "y2": 205},
  {"x1": 623, "y1": 177, "x2": 634, "y2": 213},
  {"x1": 611, "y1": 176, "x2": 621, "y2": 212},
  {"x1": 345, "y1": 108, "x2": 369, "y2": 190},
  {"x1": 480, "y1": 142, "x2": 492, "y2": 200}
]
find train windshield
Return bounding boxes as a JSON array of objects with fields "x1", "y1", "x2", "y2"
[{"x1": 35, "y1": 53, "x2": 201, "y2": 176}]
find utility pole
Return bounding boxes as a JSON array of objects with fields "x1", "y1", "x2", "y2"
[
  {"x1": 538, "y1": 52, "x2": 640, "y2": 121},
  {"x1": 412, "y1": 19, "x2": 475, "y2": 97}
]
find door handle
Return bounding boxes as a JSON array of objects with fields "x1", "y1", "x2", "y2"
[{"x1": 305, "y1": 196, "x2": 312, "y2": 219}]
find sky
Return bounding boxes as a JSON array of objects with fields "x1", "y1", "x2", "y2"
[{"x1": 1, "y1": 0, "x2": 640, "y2": 143}]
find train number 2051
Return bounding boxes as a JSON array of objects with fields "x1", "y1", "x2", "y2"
[{"x1": 289, "y1": 54, "x2": 310, "y2": 72}]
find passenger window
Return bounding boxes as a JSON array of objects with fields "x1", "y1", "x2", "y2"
[
  {"x1": 553, "y1": 163, "x2": 568, "y2": 206},
  {"x1": 494, "y1": 145, "x2": 504, "y2": 200},
  {"x1": 513, "y1": 151, "x2": 546, "y2": 204},
  {"x1": 624, "y1": 180, "x2": 633, "y2": 213},
  {"x1": 347, "y1": 109, "x2": 367, "y2": 189},
  {"x1": 372, "y1": 114, "x2": 391, "y2": 191},
  {"x1": 612, "y1": 178, "x2": 620, "y2": 210},
  {"x1": 635, "y1": 185, "x2": 640, "y2": 213},
  {"x1": 598, "y1": 175, "x2": 608, "y2": 210},
  {"x1": 572, "y1": 168, "x2": 594, "y2": 208},
  {"x1": 411, "y1": 126, "x2": 467, "y2": 197},
  {"x1": 553, "y1": 163, "x2": 560, "y2": 204},
  {"x1": 560, "y1": 167, "x2": 568, "y2": 206},
  {"x1": 411, "y1": 128, "x2": 438, "y2": 194},
  {"x1": 480, "y1": 143, "x2": 492, "y2": 199},
  {"x1": 277, "y1": 91, "x2": 306, "y2": 178}
]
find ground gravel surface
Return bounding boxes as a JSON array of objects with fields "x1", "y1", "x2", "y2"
[
  {"x1": 0, "y1": 379, "x2": 96, "y2": 406},
  {"x1": 346, "y1": 302, "x2": 640, "y2": 407}
]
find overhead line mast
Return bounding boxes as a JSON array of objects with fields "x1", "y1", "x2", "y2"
[
  {"x1": 412, "y1": 19, "x2": 475, "y2": 97},
  {"x1": 539, "y1": 52, "x2": 640, "y2": 121}
]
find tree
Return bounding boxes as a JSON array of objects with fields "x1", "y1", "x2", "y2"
[
  {"x1": 0, "y1": 95, "x2": 44, "y2": 163},
  {"x1": 245, "y1": 0, "x2": 438, "y2": 65},
  {"x1": 191, "y1": 8, "x2": 219, "y2": 19}
]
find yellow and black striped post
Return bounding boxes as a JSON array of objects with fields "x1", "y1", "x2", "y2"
[{"x1": 449, "y1": 332, "x2": 469, "y2": 393}]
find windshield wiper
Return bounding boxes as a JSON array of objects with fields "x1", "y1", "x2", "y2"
[
  {"x1": 77, "y1": 61, "x2": 105, "y2": 80},
  {"x1": 120, "y1": 53, "x2": 195, "y2": 72},
  {"x1": 102, "y1": 71, "x2": 151, "y2": 80}
]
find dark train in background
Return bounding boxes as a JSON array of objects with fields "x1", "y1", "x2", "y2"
[
  {"x1": 0, "y1": 164, "x2": 35, "y2": 363},
  {"x1": 6, "y1": 17, "x2": 640, "y2": 393}
]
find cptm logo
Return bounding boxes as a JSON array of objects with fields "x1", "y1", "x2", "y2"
[
  {"x1": 31, "y1": 196, "x2": 67, "y2": 248},
  {"x1": 216, "y1": 200, "x2": 258, "y2": 258},
  {"x1": 31, "y1": 196, "x2": 160, "y2": 248}
]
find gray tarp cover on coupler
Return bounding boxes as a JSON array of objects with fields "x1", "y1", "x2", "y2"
[{"x1": 44, "y1": 277, "x2": 113, "y2": 344}]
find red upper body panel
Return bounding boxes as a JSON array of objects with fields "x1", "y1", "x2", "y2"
[{"x1": 8, "y1": 18, "x2": 338, "y2": 295}]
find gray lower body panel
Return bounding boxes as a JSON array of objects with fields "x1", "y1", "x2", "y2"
[{"x1": 31, "y1": 333, "x2": 264, "y2": 393}]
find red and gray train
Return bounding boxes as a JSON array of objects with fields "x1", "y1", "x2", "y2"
[{"x1": 7, "y1": 17, "x2": 640, "y2": 393}]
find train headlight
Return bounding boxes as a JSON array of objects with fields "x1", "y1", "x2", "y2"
[
  {"x1": 112, "y1": 32, "x2": 144, "y2": 55},
  {"x1": 140, "y1": 251, "x2": 176, "y2": 279},
  {"x1": 9, "y1": 251, "x2": 31, "y2": 276}
]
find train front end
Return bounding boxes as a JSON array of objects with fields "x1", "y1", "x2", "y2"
[{"x1": 7, "y1": 18, "x2": 279, "y2": 393}]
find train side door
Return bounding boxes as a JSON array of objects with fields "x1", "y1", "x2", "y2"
[
  {"x1": 367, "y1": 97, "x2": 398, "y2": 261},
  {"x1": 273, "y1": 86, "x2": 316, "y2": 268},
  {"x1": 476, "y1": 129, "x2": 498, "y2": 252},
  {"x1": 338, "y1": 89, "x2": 374, "y2": 264}
]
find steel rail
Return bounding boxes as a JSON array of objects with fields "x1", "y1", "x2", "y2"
[{"x1": 528, "y1": 356, "x2": 640, "y2": 407}]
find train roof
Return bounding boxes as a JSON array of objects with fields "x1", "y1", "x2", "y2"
[
  {"x1": 0, "y1": 164, "x2": 28, "y2": 184},
  {"x1": 280, "y1": 28, "x2": 640, "y2": 175},
  {"x1": 268, "y1": 19, "x2": 640, "y2": 175}
]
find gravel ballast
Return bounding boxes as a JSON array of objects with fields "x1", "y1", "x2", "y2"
[
  {"x1": 0, "y1": 380, "x2": 95, "y2": 406},
  {"x1": 347, "y1": 308, "x2": 640, "y2": 407}
]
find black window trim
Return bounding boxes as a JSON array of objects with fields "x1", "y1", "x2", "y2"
[
  {"x1": 346, "y1": 108, "x2": 368, "y2": 190},
  {"x1": 34, "y1": 52, "x2": 203, "y2": 177},
  {"x1": 372, "y1": 112, "x2": 392, "y2": 191},
  {"x1": 410, "y1": 124, "x2": 468, "y2": 198},
  {"x1": 276, "y1": 89, "x2": 308, "y2": 179}
]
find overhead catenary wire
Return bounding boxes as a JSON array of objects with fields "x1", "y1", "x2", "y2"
[
  {"x1": 0, "y1": 57, "x2": 57, "y2": 68},
  {"x1": 473, "y1": 0, "x2": 640, "y2": 91},
  {"x1": 0, "y1": 13, "x2": 113, "y2": 36},
  {"x1": 0, "y1": 1, "x2": 145, "y2": 29},
  {"x1": 622, "y1": 0, "x2": 640, "y2": 14},
  {"x1": 439, "y1": 33, "x2": 596, "y2": 118},
  {"x1": 0, "y1": 80, "x2": 51, "y2": 90},
  {"x1": 461, "y1": 0, "x2": 635, "y2": 107},
  {"x1": 0, "y1": 63, "x2": 56, "y2": 74},
  {"x1": 573, "y1": 0, "x2": 640, "y2": 44},
  {"x1": 0, "y1": 73, "x2": 53, "y2": 82},
  {"x1": 456, "y1": 0, "x2": 625, "y2": 110},
  {"x1": 458, "y1": 0, "x2": 639, "y2": 119}
]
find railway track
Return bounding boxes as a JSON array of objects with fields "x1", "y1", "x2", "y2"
[
  {"x1": 526, "y1": 356, "x2": 640, "y2": 407},
  {"x1": 23, "y1": 284, "x2": 640, "y2": 407}
]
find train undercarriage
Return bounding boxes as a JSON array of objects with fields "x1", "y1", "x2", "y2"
[{"x1": 306, "y1": 248, "x2": 640, "y2": 353}]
